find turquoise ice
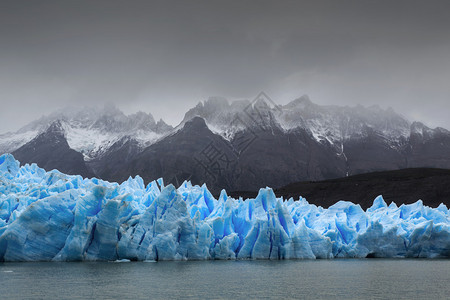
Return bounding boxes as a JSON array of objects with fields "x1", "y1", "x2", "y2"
[{"x1": 0, "y1": 153, "x2": 449, "y2": 261}]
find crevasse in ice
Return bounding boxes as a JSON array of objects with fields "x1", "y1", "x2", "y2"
[{"x1": 0, "y1": 153, "x2": 449, "y2": 261}]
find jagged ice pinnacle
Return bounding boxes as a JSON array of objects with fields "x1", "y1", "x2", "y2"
[{"x1": 0, "y1": 153, "x2": 449, "y2": 261}]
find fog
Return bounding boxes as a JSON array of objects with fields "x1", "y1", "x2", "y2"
[{"x1": 1, "y1": 0, "x2": 450, "y2": 133}]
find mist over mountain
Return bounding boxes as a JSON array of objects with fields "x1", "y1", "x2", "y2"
[
  {"x1": 2, "y1": 95, "x2": 450, "y2": 194},
  {"x1": 0, "y1": 104, "x2": 173, "y2": 160}
]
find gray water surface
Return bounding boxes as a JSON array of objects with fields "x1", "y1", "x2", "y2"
[{"x1": 0, "y1": 259, "x2": 449, "y2": 299}]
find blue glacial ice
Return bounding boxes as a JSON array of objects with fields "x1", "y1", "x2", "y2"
[{"x1": 0, "y1": 153, "x2": 449, "y2": 261}]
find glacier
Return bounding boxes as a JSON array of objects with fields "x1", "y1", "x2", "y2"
[{"x1": 0, "y1": 153, "x2": 449, "y2": 261}]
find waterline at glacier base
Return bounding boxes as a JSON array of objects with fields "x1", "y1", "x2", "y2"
[{"x1": 0, "y1": 153, "x2": 449, "y2": 261}]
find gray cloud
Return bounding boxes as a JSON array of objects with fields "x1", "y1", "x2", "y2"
[{"x1": 1, "y1": 0, "x2": 450, "y2": 132}]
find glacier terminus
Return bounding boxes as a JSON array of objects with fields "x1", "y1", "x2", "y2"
[{"x1": 0, "y1": 153, "x2": 449, "y2": 261}]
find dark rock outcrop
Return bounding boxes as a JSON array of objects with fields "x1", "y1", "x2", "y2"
[
  {"x1": 272, "y1": 168, "x2": 450, "y2": 209},
  {"x1": 12, "y1": 121, "x2": 94, "y2": 178}
]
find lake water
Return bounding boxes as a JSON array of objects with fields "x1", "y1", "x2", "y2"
[{"x1": 0, "y1": 259, "x2": 449, "y2": 299}]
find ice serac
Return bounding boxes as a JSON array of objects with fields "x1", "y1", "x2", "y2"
[{"x1": 0, "y1": 153, "x2": 449, "y2": 261}]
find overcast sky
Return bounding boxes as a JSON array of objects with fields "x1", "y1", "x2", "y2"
[{"x1": 1, "y1": 0, "x2": 450, "y2": 133}]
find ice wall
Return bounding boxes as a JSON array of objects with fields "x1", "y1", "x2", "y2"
[{"x1": 0, "y1": 153, "x2": 449, "y2": 261}]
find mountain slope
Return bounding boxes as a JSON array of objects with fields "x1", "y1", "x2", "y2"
[
  {"x1": 1, "y1": 104, "x2": 173, "y2": 161},
  {"x1": 272, "y1": 168, "x2": 450, "y2": 209},
  {"x1": 108, "y1": 117, "x2": 240, "y2": 193},
  {"x1": 181, "y1": 95, "x2": 410, "y2": 150},
  {"x1": 12, "y1": 121, "x2": 94, "y2": 177},
  {"x1": 109, "y1": 117, "x2": 348, "y2": 194}
]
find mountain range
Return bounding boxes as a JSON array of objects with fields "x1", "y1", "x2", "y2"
[{"x1": 2, "y1": 94, "x2": 450, "y2": 194}]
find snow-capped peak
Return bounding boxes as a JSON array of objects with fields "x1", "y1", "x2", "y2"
[
  {"x1": 0, "y1": 105, "x2": 173, "y2": 161},
  {"x1": 180, "y1": 95, "x2": 412, "y2": 150}
]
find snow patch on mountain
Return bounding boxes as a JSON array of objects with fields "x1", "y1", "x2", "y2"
[
  {"x1": 0, "y1": 105, "x2": 173, "y2": 160},
  {"x1": 60, "y1": 122, "x2": 164, "y2": 160},
  {"x1": 0, "y1": 130, "x2": 39, "y2": 155},
  {"x1": 182, "y1": 95, "x2": 412, "y2": 151}
]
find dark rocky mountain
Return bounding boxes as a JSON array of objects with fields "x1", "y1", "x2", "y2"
[
  {"x1": 0, "y1": 104, "x2": 173, "y2": 160},
  {"x1": 87, "y1": 136, "x2": 142, "y2": 181},
  {"x1": 12, "y1": 121, "x2": 94, "y2": 178},
  {"x1": 2, "y1": 96, "x2": 450, "y2": 196},
  {"x1": 407, "y1": 122, "x2": 450, "y2": 169},
  {"x1": 105, "y1": 117, "x2": 241, "y2": 192},
  {"x1": 97, "y1": 117, "x2": 347, "y2": 194},
  {"x1": 225, "y1": 126, "x2": 347, "y2": 192}
]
